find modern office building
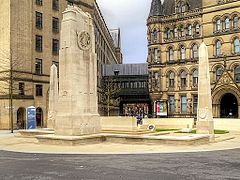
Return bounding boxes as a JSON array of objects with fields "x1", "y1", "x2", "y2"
[{"x1": 102, "y1": 63, "x2": 151, "y2": 116}]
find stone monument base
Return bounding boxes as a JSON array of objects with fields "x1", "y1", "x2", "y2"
[
  {"x1": 18, "y1": 129, "x2": 54, "y2": 137},
  {"x1": 55, "y1": 114, "x2": 101, "y2": 136},
  {"x1": 101, "y1": 129, "x2": 151, "y2": 135},
  {"x1": 36, "y1": 133, "x2": 210, "y2": 146},
  {"x1": 196, "y1": 120, "x2": 214, "y2": 134}
]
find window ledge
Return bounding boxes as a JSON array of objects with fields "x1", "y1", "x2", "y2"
[
  {"x1": 232, "y1": 53, "x2": 240, "y2": 56},
  {"x1": 215, "y1": 55, "x2": 223, "y2": 58}
]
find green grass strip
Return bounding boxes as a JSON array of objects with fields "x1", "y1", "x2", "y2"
[
  {"x1": 156, "y1": 129, "x2": 179, "y2": 132},
  {"x1": 177, "y1": 129, "x2": 229, "y2": 134}
]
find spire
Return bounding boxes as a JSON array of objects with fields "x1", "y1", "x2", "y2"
[{"x1": 149, "y1": 0, "x2": 163, "y2": 17}]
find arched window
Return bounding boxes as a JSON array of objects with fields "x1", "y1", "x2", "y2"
[
  {"x1": 235, "y1": 66, "x2": 240, "y2": 83},
  {"x1": 180, "y1": 26, "x2": 184, "y2": 37},
  {"x1": 216, "y1": 19, "x2": 221, "y2": 31},
  {"x1": 174, "y1": 28, "x2": 178, "y2": 38},
  {"x1": 233, "y1": 16, "x2": 239, "y2": 29},
  {"x1": 166, "y1": 29, "x2": 171, "y2": 39},
  {"x1": 180, "y1": 46, "x2": 186, "y2": 60},
  {"x1": 187, "y1": 25, "x2": 192, "y2": 36},
  {"x1": 216, "y1": 67, "x2": 223, "y2": 81},
  {"x1": 193, "y1": 69, "x2": 198, "y2": 87},
  {"x1": 178, "y1": 2, "x2": 186, "y2": 13},
  {"x1": 153, "y1": 72, "x2": 159, "y2": 88},
  {"x1": 181, "y1": 96, "x2": 187, "y2": 113},
  {"x1": 181, "y1": 2, "x2": 186, "y2": 13},
  {"x1": 153, "y1": 48, "x2": 158, "y2": 62},
  {"x1": 169, "y1": 72, "x2": 175, "y2": 87},
  {"x1": 224, "y1": 18, "x2": 230, "y2": 29},
  {"x1": 234, "y1": 38, "x2": 240, "y2": 54},
  {"x1": 180, "y1": 71, "x2": 187, "y2": 87},
  {"x1": 191, "y1": 44, "x2": 198, "y2": 59},
  {"x1": 153, "y1": 30, "x2": 157, "y2": 42},
  {"x1": 195, "y1": 23, "x2": 200, "y2": 35},
  {"x1": 178, "y1": 5, "x2": 181, "y2": 13},
  {"x1": 168, "y1": 47, "x2": 174, "y2": 63},
  {"x1": 216, "y1": 40, "x2": 222, "y2": 56}
]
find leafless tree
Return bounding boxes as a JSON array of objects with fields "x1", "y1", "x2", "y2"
[
  {"x1": 0, "y1": 48, "x2": 31, "y2": 132},
  {"x1": 102, "y1": 76, "x2": 121, "y2": 116}
]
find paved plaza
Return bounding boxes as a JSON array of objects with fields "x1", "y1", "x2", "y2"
[
  {"x1": 0, "y1": 130, "x2": 239, "y2": 154},
  {"x1": 0, "y1": 148, "x2": 240, "y2": 180},
  {"x1": 1, "y1": 131, "x2": 240, "y2": 180},
  {"x1": 0, "y1": 1, "x2": 240, "y2": 179}
]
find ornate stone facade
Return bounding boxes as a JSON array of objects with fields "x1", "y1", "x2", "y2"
[{"x1": 147, "y1": 0, "x2": 240, "y2": 118}]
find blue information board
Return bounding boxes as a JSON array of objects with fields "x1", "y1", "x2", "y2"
[{"x1": 27, "y1": 106, "x2": 36, "y2": 129}]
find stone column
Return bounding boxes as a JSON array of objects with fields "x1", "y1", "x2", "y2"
[
  {"x1": 196, "y1": 43, "x2": 214, "y2": 138},
  {"x1": 47, "y1": 64, "x2": 58, "y2": 129},
  {"x1": 175, "y1": 93, "x2": 180, "y2": 114},
  {"x1": 153, "y1": 101, "x2": 156, "y2": 116}
]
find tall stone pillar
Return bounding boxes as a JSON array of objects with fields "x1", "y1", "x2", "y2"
[
  {"x1": 47, "y1": 64, "x2": 59, "y2": 129},
  {"x1": 175, "y1": 99, "x2": 179, "y2": 114},
  {"x1": 196, "y1": 43, "x2": 214, "y2": 137},
  {"x1": 54, "y1": 6, "x2": 101, "y2": 136},
  {"x1": 175, "y1": 93, "x2": 179, "y2": 114},
  {"x1": 153, "y1": 101, "x2": 156, "y2": 115}
]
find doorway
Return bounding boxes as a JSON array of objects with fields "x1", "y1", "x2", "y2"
[
  {"x1": 17, "y1": 108, "x2": 26, "y2": 129},
  {"x1": 220, "y1": 93, "x2": 238, "y2": 118},
  {"x1": 36, "y1": 107, "x2": 43, "y2": 128}
]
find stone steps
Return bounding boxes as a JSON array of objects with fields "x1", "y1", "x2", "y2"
[
  {"x1": 18, "y1": 129, "x2": 54, "y2": 138},
  {"x1": 101, "y1": 129, "x2": 151, "y2": 135}
]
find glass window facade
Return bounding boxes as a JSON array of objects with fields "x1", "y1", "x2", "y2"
[
  {"x1": 181, "y1": 96, "x2": 187, "y2": 113},
  {"x1": 193, "y1": 95, "x2": 198, "y2": 114},
  {"x1": 36, "y1": 84, "x2": 43, "y2": 96},
  {"x1": 169, "y1": 72, "x2": 175, "y2": 87},
  {"x1": 36, "y1": 12, "x2": 42, "y2": 29},
  {"x1": 235, "y1": 66, "x2": 240, "y2": 83},
  {"x1": 216, "y1": 40, "x2": 222, "y2": 56},
  {"x1": 169, "y1": 96, "x2": 175, "y2": 113},
  {"x1": 19, "y1": 82, "x2": 25, "y2": 96},
  {"x1": 35, "y1": 35, "x2": 43, "y2": 52},
  {"x1": 216, "y1": 67, "x2": 223, "y2": 81},
  {"x1": 180, "y1": 71, "x2": 187, "y2": 87},
  {"x1": 35, "y1": 58, "x2": 43, "y2": 74},
  {"x1": 193, "y1": 69, "x2": 198, "y2": 87},
  {"x1": 234, "y1": 38, "x2": 240, "y2": 54}
]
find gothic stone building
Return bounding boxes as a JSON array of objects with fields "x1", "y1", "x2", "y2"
[
  {"x1": 0, "y1": 0, "x2": 121, "y2": 129},
  {"x1": 147, "y1": 0, "x2": 240, "y2": 118}
]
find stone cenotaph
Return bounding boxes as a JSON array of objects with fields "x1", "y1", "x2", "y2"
[
  {"x1": 54, "y1": 5, "x2": 101, "y2": 136},
  {"x1": 196, "y1": 42, "x2": 214, "y2": 137}
]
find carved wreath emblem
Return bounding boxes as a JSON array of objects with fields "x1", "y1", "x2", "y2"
[
  {"x1": 198, "y1": 108, "x2": 208, "y2": 119},
  {"x1": 77, "y1": 31, "x2": 91, "y2": 50}
]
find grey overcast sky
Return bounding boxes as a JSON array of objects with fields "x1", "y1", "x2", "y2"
[{"x1": 97, "y1": 0, "x2": 151, "y2": 64}]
